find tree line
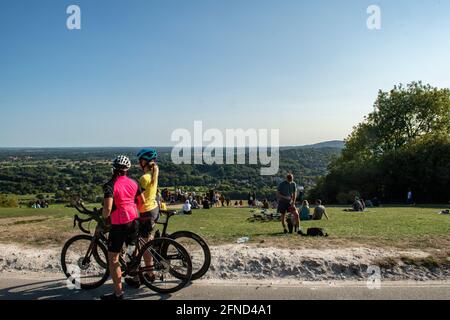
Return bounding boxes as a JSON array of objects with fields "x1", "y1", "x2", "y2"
[{"x1": 0, "y1": 147, "x2": 340, "y2": 203}]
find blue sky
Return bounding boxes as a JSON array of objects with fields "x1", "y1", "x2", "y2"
[{"x1": 0, "y1": 0, "x2": 449, "y2": 147}]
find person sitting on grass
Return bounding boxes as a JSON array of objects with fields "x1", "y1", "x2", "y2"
[
  {"x1": 191, "y1": 198, "x2": 200, "y2": 209},
  {"x1": 312, "y1": 199, "x2": 329, "y2": 220},
  {"x1": 360, "y1": 197, "x2": 366, "y2": 211},
  {"x1": 365, "y1": 199, "x2": 374, "y2": 208},
  {"x1": 160, "y1": 200, "x2": 167, "y2": 211},
  {"x1": 182, "y1": 200, "x2": 192, "y2": 215},
  {"x1": 343, "y1": 196, "x2": 365, "y2": 212},
  {"x1": 271, "y1": 200, "x2": 278, "y2": 209},
  {"x1": 299, "y1": 200, "x2": 311, "y2": 221},
  {"x1": 202, "y1": 197, "x2": 211, "y2": 209},
  {"x1": 439, "y1": 202, "x2": 450, "y2": 215}
]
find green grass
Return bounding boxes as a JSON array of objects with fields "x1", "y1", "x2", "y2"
[
  {"x1": 0, "y1": 204, "x2": 71, "y2": 219},
  {"x1": 166, "y1": 206, "x2": 450, "y2": 248},
  {"x1": 0, "y1": 205, "x2": 449, "y2": 249}
]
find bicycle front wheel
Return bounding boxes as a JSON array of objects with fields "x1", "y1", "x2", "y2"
[
  {"x1": 61, "y1": 234, "x2": 109, "y2": 290},
  {"x1": 168, "y1": 231, "x2": 211, "y2": 280},
  {"x1": 137, "y1": 237, "x2": 192, "y2": 294}
]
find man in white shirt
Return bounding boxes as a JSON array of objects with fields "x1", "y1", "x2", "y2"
[{"x1": 182, "y1": 200, "x2": 192, "y2": 215}]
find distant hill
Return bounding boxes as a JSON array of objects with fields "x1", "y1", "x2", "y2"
[
  {"x1": 280, "y1": 140, "x2": 345, "y2": 151},
  {"x1": 301, "y1": 140, "x2": 345, "y2": 149}
]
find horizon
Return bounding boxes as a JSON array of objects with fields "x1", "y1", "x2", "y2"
[{"x1": 0, "y1": 139, "x2": 344, "y2": 149}]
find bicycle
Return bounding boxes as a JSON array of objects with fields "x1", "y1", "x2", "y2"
[
  {"x1": 247, "y1": 209, "x2": 282, "y2": 222},
  {"x1": 60, "y1": 201, "x2": 192, "y2": 294},
  {"x1": 154, "y1": 209, "x2": 211, "y2": 280}
]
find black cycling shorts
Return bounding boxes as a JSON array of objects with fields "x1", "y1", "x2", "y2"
[
  {"x1": 277, "y1": 200, "x2": 291, "y2": 214},
  {"x1": 139, "y1": 207, "x2": 160, "y2": 238},
  {"x1": 107, "y1": 220, "x2": 139, "y2": 253}
]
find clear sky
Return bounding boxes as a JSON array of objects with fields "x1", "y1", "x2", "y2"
[{"x1": 0, "y1": 0, "x2": 449, "y2": 147}]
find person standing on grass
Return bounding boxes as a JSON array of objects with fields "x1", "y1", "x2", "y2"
[
  {"x1": 277, "y1": 173, "x2": 297, "y2": 234},
  {"x1": 101, "y1": 155, "x2": 144, "y2": 300},
  {"x1": 407, "y1": 189, "x2": 414, "y2": 205},
  {"x1": 124, "y1": 148, "x2": 160, "y2": 289}
]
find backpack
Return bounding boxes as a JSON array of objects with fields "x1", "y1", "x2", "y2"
[{"x1": 306, "y1": 227, "x2": 328, "y2": 237}]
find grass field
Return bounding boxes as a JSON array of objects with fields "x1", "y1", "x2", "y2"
[{"x1": 0, "y1": 204, "x2": 449, "y2": 250}]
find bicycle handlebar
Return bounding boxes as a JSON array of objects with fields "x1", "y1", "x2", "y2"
[
  {"x1": 72, "y1": 199, "x2": 104, "y2": 234},
  {"x1": 71, "y1": 200, "x2": 178, "y2": 232},
  {"x1": 73, "y1": 200, "x2": 96, "y2": 215},
  {"x1": 159, "y1": 210, "x2": 177, "y2": 217},
  {"x1": 73, "y1": 214, "x2": 92, "y2": 234}
]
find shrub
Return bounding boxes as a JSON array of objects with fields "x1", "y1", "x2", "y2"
[{"x1": 0, "y1": 194, "x2": 19, "y2": 208}]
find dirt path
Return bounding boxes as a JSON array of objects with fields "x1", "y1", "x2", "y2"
[{"x1": 0, "y1": 272, "x2": 449, "y2": 300}]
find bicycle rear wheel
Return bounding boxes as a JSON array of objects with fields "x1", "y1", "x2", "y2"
[
  {"x1": 61, "y1": 234, "x2": 109, "y2": 290},
  {"x1": 168, "y1": 231, "x2": 211, "y2": 280},
  {"x1": 136, "y1": 237, "x2": 192, "y2": 294}
]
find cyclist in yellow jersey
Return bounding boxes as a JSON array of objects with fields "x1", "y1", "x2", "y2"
[
  {"x1": 125, "y1": 148, "x2": 159, "y2": 288},
  {"x1": 139, "y1": 165, "x2": 159, "y2": 213}
]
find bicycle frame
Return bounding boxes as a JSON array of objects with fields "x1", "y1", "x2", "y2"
[{"x1": 155, "y1": 209, "x2": 178, "y2": 236}]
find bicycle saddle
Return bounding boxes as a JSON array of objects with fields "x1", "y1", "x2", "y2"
[{"x1": 159, "y1": 210, "x2": 177, "y2": 217}]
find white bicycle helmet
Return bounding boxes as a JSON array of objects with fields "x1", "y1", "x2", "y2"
[{"x1": 112, "y1": 155, "x2": 131, "y2": 171}]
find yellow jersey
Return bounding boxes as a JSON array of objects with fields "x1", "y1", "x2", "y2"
[{"x1": 139, "y1": 168, "x2": 158, "y2": 212}]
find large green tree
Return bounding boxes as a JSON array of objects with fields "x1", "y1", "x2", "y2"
[
  {"x1": 343, "y1": 82, "x2": 449, "y2": 161},
  {"x1": 311, "y1": 82, "x2": 450, "y2": 203}
]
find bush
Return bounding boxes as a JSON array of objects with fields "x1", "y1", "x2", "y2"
[{"x1": 0, "y1": 194, "x2": 19, "y2": 208}]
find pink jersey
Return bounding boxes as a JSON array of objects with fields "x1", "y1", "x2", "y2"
[{"x1": 103, "y1": 176, "x2": 141, "y2": 225}]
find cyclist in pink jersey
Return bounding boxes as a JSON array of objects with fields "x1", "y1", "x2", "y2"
[{"x1": 100, "y1": 155, "x2": 144, "y2": 300}]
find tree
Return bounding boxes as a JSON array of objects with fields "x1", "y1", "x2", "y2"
[
  {"x1": 310, "y1": 82, "x2": 450, "y2": 203},
  {"x1": 343, "y1": 82, "x2": 450, "y2": 161}
]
